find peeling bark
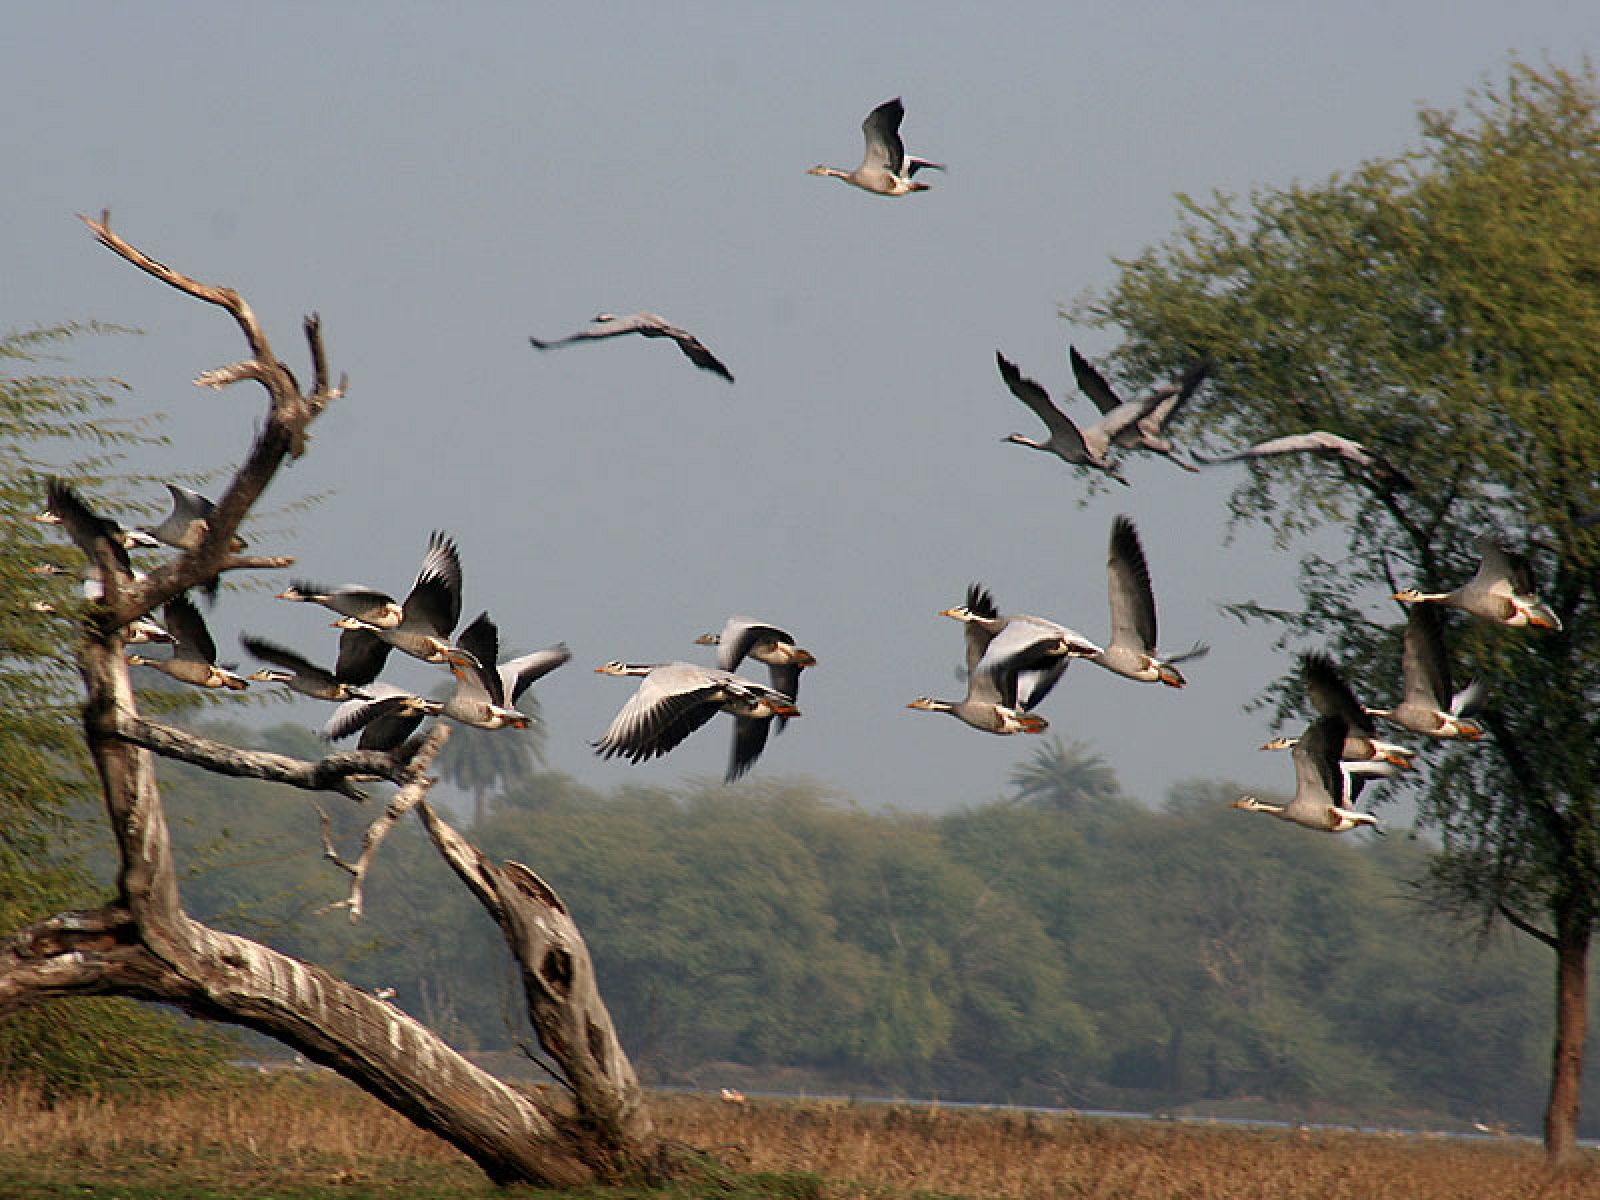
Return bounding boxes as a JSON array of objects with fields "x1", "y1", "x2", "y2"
[{"x1": 420, "y1": 804, "x2": 655, "y2": 1173}]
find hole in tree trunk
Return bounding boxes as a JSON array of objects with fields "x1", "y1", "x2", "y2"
[{"x1": 540, "y1": 947, "x2": 573, "y2": 996}]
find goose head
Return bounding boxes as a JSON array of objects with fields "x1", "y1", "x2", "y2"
[
  {"x1": 1231, "y1": 795, "x2": 1280, "y2": 815},
  {"x1": 595, "y1": 661, "x2": 655, "y2": 677}
]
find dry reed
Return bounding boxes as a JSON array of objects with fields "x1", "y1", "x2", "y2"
[
  {"x1": 654, "y1": 1094, "x2": 1600, "y2": 1200},
  {"x1": 3, "y1": 1073, "x2": 1597, "y2": 1198}
]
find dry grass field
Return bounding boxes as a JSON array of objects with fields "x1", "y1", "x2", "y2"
[{"x1": 2, "y1": 1072, "x2": 1597, "y2": 1199}]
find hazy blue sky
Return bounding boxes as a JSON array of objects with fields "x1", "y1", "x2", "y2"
[{"x1": 7, "y1": 5, "x2": 1594, "y2": 816}]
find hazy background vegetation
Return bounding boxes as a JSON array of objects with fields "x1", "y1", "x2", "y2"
[{"x1": 140, "y1": 719, "x2": 1579, "y2": 1133}]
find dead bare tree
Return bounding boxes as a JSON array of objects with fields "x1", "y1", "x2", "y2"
[{"x1": 0, "y1": 216, "x2": 660, "y2": 1187}]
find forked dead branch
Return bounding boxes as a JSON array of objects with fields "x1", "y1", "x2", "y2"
[{"x1": 0, "y1": 216, "x2": 661, "y2": 1187}]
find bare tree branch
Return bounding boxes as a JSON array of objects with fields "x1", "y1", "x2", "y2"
[
  {"x1": 80, "y1": 210, "x2": 277, "y2": 365},
  {"x1": 110, "y1": 714, "x2": 412, "y2": 802},
  {"x1": 194, "y1": 361, "x2": 272, "y2": 390},
  {"x1": 418, "y1": 801, "x2": 656, "y2": 1172},
  {"x1": 320, "y1": 726, "x2": 449, "y2": 920},
  {"x1": 7, "y1": 214, "x2": 662, "y2": 1188},
  {"x1": 1499, "y1": 901, "x2": 1559, "y2": 949}
]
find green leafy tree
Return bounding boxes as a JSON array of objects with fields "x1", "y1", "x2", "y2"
[
  {"x1": 0, "y1": 324, "x2": 229, "y2": 1094},
  {"x1": 1082, "y1": 60, "x2": 1600, "y2": 1160}
]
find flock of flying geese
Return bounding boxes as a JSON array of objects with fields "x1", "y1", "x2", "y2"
[{"x1": 30, "y1": 98, "x2": 1569, "y2": 825}]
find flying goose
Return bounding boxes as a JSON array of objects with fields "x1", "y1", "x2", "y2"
[
  {"x1": 1233, "y1": 715, "x2": 1382, "y2": 833},
  {"x1": 34, "y1": 487, "x2": 160, "y2": 551},
  {"x1": 1191, "y1": 431, "x2": 1413, "y2": 493},
  {"x1": 808, "y1": 96, "x2": 943, "y2": 196},
  {"x1": 905, "y1": 669, "x2": 1048, "y2": 735},
  {"x1": 333, "y1": 532, "x2": 473, "y2": 686},
  {"x1": 141, "y1": 483, "x2": 247, "y2": 552},
  {"x1": 128, "y1": 592, "x2": 249, "y2": 691},
  {"x1": 1366, "y1": 606, "x2": 1485, "y2": 739},
  {"x1": 530, "y1": 312, "x2": 734, "y2": 382},
  {"x1": 38, "y1": 479, "x2": 143, "y2": 583},
  {"x1": 911, "y1": 585, "x2": 1047, "y2": 733},
  {"x1": 1068, "y1": 347, "x2": 1209, "y2": 473},
  {"x1": 937, "y1": 583, "x2": 1082, "y2": 712},
  {"x1": 1089, "y1": 515, "x2": 1210, "y2": 686},
  {"x1": 996, "y1": 352, "x2": 1160, "y2": 485},
  {"x1": 1261, "y1": 653, "x2": 1415, "y2": 787},
  {"x1": 1394, "y1": 534, "x2": 1562, "y2": 630},
  {"x1": 35, "y1": 479, "x2": 169, "y2": 633},
  {"x1": 943, "y1": 586, "x2": 1103, "y2": 712},
  {"x1": 441, "y1": 612, "x2": 570, "y2": 731},
  {"x1": 324, "y1": 682, "x2": 444, "y2": 752},
  {"x1": 592, "y1": 661, "x2": 798, "y2": 781},
  {"x1": 694, "y1": 616, "x2": 815, "y2": 730},
  {"x1": 242, "y1": 634, "x2": 370, "y2": 702},
  {"x1": 126, "y1": 616, "x2": 175, "y2": 645},
  {"x1": 276, "y1": 580, "x2": 404, "y2": 629},
  {"x1": 27, "y1": 565, "x2": 171, "y2": 644},
  {"x1": 28, "y1": 560, "x2": 150, "y2": 608}
]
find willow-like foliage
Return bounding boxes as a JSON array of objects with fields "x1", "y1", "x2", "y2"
[
  {"x1": 0, "y1": 324, "x2": 230, "y2": 1092},
  {"x1": 1079, "y1": 58, "x2": 1600, "y2": 1159}
]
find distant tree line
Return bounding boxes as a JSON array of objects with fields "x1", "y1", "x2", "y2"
[{"x1": 158, "y1": 725, "x2": 1578, "y2": 1132}]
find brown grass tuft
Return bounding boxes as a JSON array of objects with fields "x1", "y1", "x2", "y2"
[{"x1": 2, "y1": 1072, "x2": 1597, "y2": 1198}]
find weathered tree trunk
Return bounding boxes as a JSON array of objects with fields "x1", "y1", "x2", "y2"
[
  {"x1": 1544, "y1": 906, "x2": 1590, "y2": 1165},
  {"x1": 0, "y1": 215, "x2": 662, "y2": 1189}
]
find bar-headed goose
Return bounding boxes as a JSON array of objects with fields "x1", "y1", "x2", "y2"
[
  {"x1": 1090, "y1": 515, "x2": 1209, "y2": 686},
  {"x1": 1192, "y1": 431, "x2": 1413, "y2": 493},
  {"x1": 905, "y1": 669, "x2": 1048, "y2": 736},
  {"x1": 128, "y1": 592, "x2": 248, "y2": 691},
  {"x1": 442, "y1": 612, "x2": 570, "y2": 731},
  {"x1": 242, "y1": 634, "x2": 369, "y2": 702},
  {"x1": 910, "y1": 584, "x2": 1052, "y2": 732},
  {"x1": 324, "y1": 682, "x2": 444, "y2": 752},
  {"x1": 1068, "y1": 347, "x2": 1208, "y2": 473},
  {"x1": 333, "y1": 532, "x2": 473, "y2": 685},
  {"x1": 141, "y1": 483, "x2": 247, "y2": 552},
  {"x1": 1366, "y1": 606, "x2": 1486, "y2": 739},
  {"x1": 694, "y1": 616, "x2": 815, "y2": 729},
  {"x1": 593, "y1": 661, "x2": 798, "y2": 781},
  {"x1": 530, "y1": 311, "x2": 734, "y2": 382},
  {"x1": 1261, "y1": 652, "x2": 1415, "y2": 782},
  {"x1": 996, "y1": 352, "x2": 1159, "y2": 486},
  {"x1": 276, "y1": 580, "x2": 404, "y2": 629},
  {"x1": 808, "y1": 96, "x2": 943, "y2": 197},
  {"x1": 1233, "y1": 715, "x2": 1382, "y2": 833},
  {"x1": 1394, "y1": 534, "x2": 1562, "y2": 630},
  {"x1": 944, "y1": 585, "x2": 1102, "y2": 712}
]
